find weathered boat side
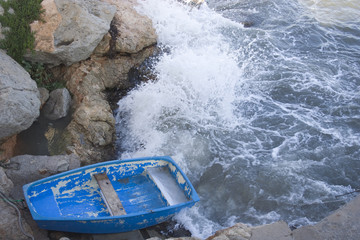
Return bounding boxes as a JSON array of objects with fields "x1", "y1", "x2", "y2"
[{"x1": 23, "y1": 156, "x2": 199, "y2": 233}]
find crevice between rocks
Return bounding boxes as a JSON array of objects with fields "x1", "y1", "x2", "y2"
[{"x1": 107, "y1": 20, "x2": 118, "y2": 59}]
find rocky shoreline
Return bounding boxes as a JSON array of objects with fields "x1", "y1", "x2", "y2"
[{"x1": 0, "y1": 0, "x2": 359, "y2": 239}]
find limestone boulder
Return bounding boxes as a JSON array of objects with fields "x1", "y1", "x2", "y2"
[
  {"x1": 43, "y1": 88, "x2": 71, "y2": 120},
  {"x1": 0, "y1": 51, "x2": 40, "y2": 142},
  {"x1": 66, "y1": 98, "x2": 115, "y2": 164},
  {"x1": 95, "y1": 0, "x2": 157, "y2": 55},
  {"x1": 63, "y1": 47, "x2": 154, "y2": 164},
  {"x1": 73, "y1": 97, "x2": 114, "y2": 147},
  {"x1": 207, "y1": 223, "x2": 252, "y2": 240},
  {"x1": 26, "y1": 0, "x2": 116, "y2": 66}
]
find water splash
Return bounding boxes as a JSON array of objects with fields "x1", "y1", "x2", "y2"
[{"x1": 116, "y1": 0, "x2": 360, "y2": 238}]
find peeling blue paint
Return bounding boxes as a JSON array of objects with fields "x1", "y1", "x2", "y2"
[{"x1": 23, "y1": 156, "x2": 199, "y2": 233}]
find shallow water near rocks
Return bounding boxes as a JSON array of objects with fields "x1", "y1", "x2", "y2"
[
  {"x1": 15, "y1": 111, "x2": 72, "y2": 156},
  {"x1": 116, "y1": 0, "x2": 360, "y2": 238}
]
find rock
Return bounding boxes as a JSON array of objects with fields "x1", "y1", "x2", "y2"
[
  {"x1": 0, "y1": 200, "x2": 34, "y2": 240},
  {"x1": 0, "y1": 165, "x2": 34, "y2": 240},
  {"x1": 27, "y1": 0, "x2": 116, "y2": 66},
  {"x1": 0, "y1": 166, "x2": 13, "y2": 195},
  {"x1": 63, "y1": 47, "x2": 154, "y2": 164},
  {"x1": 0, "y1": 135, "x2": 17, "y2": 161},
  {"x1": 38, "y1": 87, "x2": 50, "y2": 108},
  {"x1": 241, "y1": 21, "x2": 254, "y2": 28},
  {"x1": 43, "y1": 88, "x2": 71, "y2": 120},
  {"x1": 26, "y1": 0, "x2": 157, "y2": 164},
  {"x1": 65, "y1": 96, "x2": 116, "y2": 165},
  {"x1": 46, "y1": 126, "x2": 73, "y2": 156},
  {"x1": 207, "y1": 223, "x2": 252, "y2": 240},
  {"x1": 5, "y1": 154, "x2": 80, "y2": 199},
  {"x1": 166, "y1": 238, "x2": 202, "y2": 240},
  {"x1": 250, "y1": 221, "x2": 292, "y2": 240},
  {"x1": 72, "y1": 97, "x2": 115, "y2": 147},
  {"x1": 93, "y1": 32, "x2": 112, "y2": 56},
  {"x1": 99, "y1": 0, "x2": 157, "y2": 55},
  {"x1": 92, "y1": 231, "x2": 145, "y2": 240},
  {"x1": 0, "y1": 51, "x2": 40, "y2": 142},
  {"x1": 292, "y1": 194, "x2": 360, "y2": 240},
  {"x1": 207, "y1": 221, "x2": 292, "y2": 240}
]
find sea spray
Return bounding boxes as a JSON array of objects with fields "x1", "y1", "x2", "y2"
[{"x1": 117, "y1": 0, "x2": 360, "y2": 238}]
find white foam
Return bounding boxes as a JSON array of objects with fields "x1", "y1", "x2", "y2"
[
  {"x1": 116, "y1": 0, "x2": 360, "y2": 237},
  {"x1": 117, "y1": 0, "x2": 243, "y2": 158},
  {"x1": 173, "y1": 206, "x2": 222, "y2": 239}
]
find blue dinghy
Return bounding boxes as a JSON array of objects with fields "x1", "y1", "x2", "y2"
[{"x1": 23, "y1": 156, "x2": 199, "y2": 233}]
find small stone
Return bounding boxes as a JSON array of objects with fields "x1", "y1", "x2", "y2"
[
  {"x1": 43, "y1": 88, "x2": 71, "y2": 120},
  {"x1": 39, "y1": 87, "x2": 50, "y2": 108},
  {"x1": 38, "y1": 168, "x2": 48, "y2": 175}
]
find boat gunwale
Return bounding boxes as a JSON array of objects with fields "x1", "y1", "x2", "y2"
[{"x1": 23, "y1": 156, "x2": 200, "y2": 221}]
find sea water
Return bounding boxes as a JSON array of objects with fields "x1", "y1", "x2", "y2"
[{"x1": 116, "y1": 0, "x2": 360, "y2": 238}]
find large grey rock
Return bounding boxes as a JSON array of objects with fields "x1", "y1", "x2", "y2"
[
  {"x1": 43, "y1": 88, "x2": 71, "y2": 120},
  {"x1": 98, "y1": 0, "x2": 157, "y2": 55},
  {"x1": 0, "y1": 168, "x2": 33, "y2": 240},
  {"x1": 250, "y1": 221, "x2": 292, "y2": 240},
  {"x1": 293, "y1": 194, "x2": 360, "y2": 240},
  {"x1": 0, "y1": 200, "x2": 34, "y2": 240},
  {"x1": 26, "y1": 0, "x2": 116, "y2": 66},
  {"x1": 5, "y1": 154, "x2": 80, "y2": 199},
  {"x1": 0, "y1": 51, "x2": 40, "y2": 141}
]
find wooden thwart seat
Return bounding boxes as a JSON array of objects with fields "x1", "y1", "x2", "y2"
[{"x1": 94, "y1": 173, "x2": 126, "y2": 216}]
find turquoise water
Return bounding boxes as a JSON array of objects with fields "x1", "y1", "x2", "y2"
[{"x1": 116, "y1": 0, "x2": 360, "y2": 238}]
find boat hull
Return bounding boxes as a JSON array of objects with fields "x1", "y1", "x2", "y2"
[
  {"x1": 33, "y1": 204, "x2": 188, "y2": 233},
  {"x1": 23, "y1": 156, "x2": 199, "y2": 233}
]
